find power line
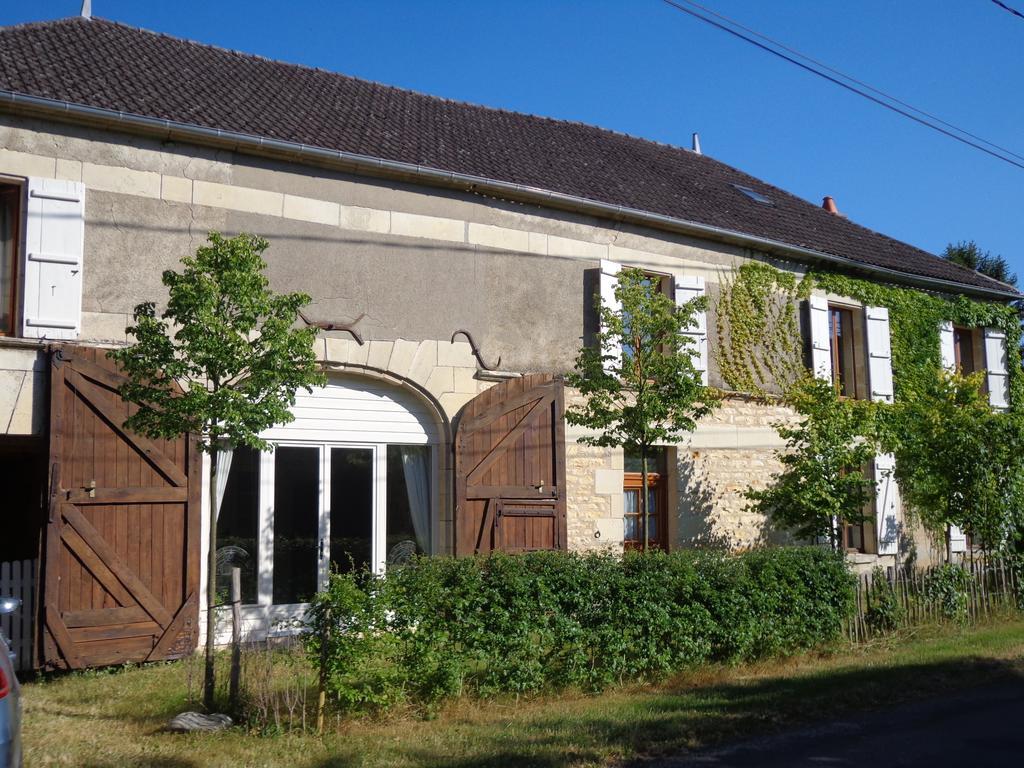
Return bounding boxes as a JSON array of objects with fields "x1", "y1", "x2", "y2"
[
  {"x1": 992, "y1": 0, "x2": 1024, "y2": 22},
  {"x1": 669, "y1": 0, "x2": 1024, "y2": 165},
  {"x1": 659, "y1": 0, "x2": 1024, "y2": 171}
]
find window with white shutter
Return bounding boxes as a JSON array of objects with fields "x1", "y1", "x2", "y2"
[
  {"x1": 938, "y1": 320, "x2": 956, "y2": 371},
  {"x1": 598, "y1": 259, "x2": 622, "y2": 375},
  {"x1": 21, "y1": 178, "x2": 85, "y2": 340},
  {"x1": 865, "y1": 305, "x2": 900, "y2": 554},
  {"x1": 807, "y1": 295, "x2": 833, "y2": 383},
  {"x1": 873, "y1": 453, "x2": 900, "y2": 555},
  {"x1": 983, "y1": 327, "x2": 1009, "y2": 410},
  {"x1": 674, "y1": 275, "x2": 708, "y2": 386},
  {"x1": 865, "y1": 305, "x2": 893, "y2": 404}
]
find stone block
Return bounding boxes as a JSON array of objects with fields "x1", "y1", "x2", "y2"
[
  {"x1": 0, "y1": 369, "x2": 43, "y2": 435},
  {"x1": 594, "y1": 517, "x2": 625, "y2": 544},
  {"x1": 388, "y1": 339, "x2": 419, "y2": 378},
  {"x1": 437, "y1": 340, "x2": 474, "y2": 368},
  {"x1": 347, "y1": 341, "x2": 371, "y2": 367},
  {"x1": 390, "y1": 211, "x2": 464, "y2": 243},
  {"x1": 0, "y1": 347, "x2": 45, "y2": 372},
  {"x1": 439, "y1": 390, "x2": 474, "y2": 418},
  {"x1": 0, "y1": 149, "x2": 56, "y2": 178},
  {"x1": 593, "y1": 468, "x2": 623, "y2": 495},
  {"x1": 527, "y1": 231, "x2": 548, "y2": 255},
  {"x1": 366, "y1": 340, "x2": 394, "y2": 371},
  {"x1": 547, "y1": 234, "x2": 607, "y2": 259},
  {"x1": 83, "y1": 162, "x2": 161, "y2": 199},
  {"x1": 161, "y1": 175, "x2": 193, "y2": 204},
  {"x1": 407, "y1": 340, "x2": 438, "y2": 386},
  {"x1": 283, "y1": 194, "x2": 340, "y2": 226},
  {"x1": 55, "y1": 158, "x2": 83, "y2": 182},
  {"x1": 467, "y1": 223, "x2": 530, "y2": 253},
  {"x1": 339, "y1": 205, "x2": 390, "y2": 234},
  {"x1": 425, "y1": 366, "x2": 455, "y2": 398},
  {"x1": 452, "y1": 366, "x2": 478, "y2": 394},
  {"x1": 193, "y1": 179, "x2": 283, "y2": 216},
  {"x1": 323, "y1": 336, "x2": 356, "y2": 364}
]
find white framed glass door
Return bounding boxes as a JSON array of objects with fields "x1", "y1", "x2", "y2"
[{"x1": 217, "y1": 440, "x2": 434, "y2": 623}]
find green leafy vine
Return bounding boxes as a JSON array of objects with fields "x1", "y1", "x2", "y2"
[
  {"x1": 715, "y1": 262, "x2": 810, "y2": 396},
  {"x1": 804, "y1": 270, "x2": 1023, "y2": 411}
]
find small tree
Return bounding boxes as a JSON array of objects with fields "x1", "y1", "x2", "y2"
[
  {"x1": 566, "y1": 268, "x2": 717, "y2": 550},
  {"x1": 746, "y1": 377, "x2": 879, "y2": 551},
  {"x1": 109, "y1": 232, "x2": 325, "y2": 709},
  {"x1": 889, "y1": 370, "x2": 1024, "y2": 562}
]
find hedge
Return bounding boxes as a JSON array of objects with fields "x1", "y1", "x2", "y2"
[{"x1": 305, "y1": 547, "x2": 854, "y2": 713}]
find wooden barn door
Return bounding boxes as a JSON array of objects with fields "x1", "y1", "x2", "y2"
[
  {"x1": 454, "y1": 374, "x2": 567, "y2": 555},
  {"x1": 40, "y1": 346, "x2": 200, "y2": 669}
]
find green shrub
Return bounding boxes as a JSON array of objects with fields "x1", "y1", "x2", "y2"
[
  {"x1": 864, "y1": 567, "x2": 904, "y2": 635},
  {"x1": 923, "y1": 564, "x2": 971, "y2": 622},
  {"x1": 306, "y1": 547, "x2": 854, "y2": 714}
]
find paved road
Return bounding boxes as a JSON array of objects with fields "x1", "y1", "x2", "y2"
[{"x1": 643, "y1": 682, "x2": 1024, "y2": 768}]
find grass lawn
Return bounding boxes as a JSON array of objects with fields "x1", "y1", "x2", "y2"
[{"x1": 22, "y1": 619, "x2": 1024, "y2": 768}]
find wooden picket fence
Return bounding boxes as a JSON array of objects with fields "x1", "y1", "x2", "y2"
[
  {"x1": 846, "y1": 558, "x2": 1021, "y2": 643},
  {"x1": 0, "y1": 558, "x2": 35, "y2": 672}
]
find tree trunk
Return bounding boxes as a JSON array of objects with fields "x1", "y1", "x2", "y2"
[
  {"x1": 640, "y1": 445, "x2": 649, "y2": 553},
  {"x1": 204, "y1": 446, "x2": 219, "y2": 710},
  {"x1": 946, "y1": 524, "x2": 953, "y2": 566}
]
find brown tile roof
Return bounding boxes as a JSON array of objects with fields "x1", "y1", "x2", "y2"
[{"x1": 0, "y1": 16, "x2": 1014, "y2": 296}]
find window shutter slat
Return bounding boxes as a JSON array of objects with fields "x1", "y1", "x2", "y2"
[
  {"x1": 807, "y1": 295, "x2": 832, "y2": 382},
  {"x1": 938, "y1": 321, "x2": 956, "y2": 371},
  {"x1": 599, "y1": 259, "x2": 622, "y2": 375},
  {"x1": 674, "y1": 275, "x2": 708, "y2": 386},
  {"x1": 983, "y1": 327, "x2": 1009, "y2": 410},
  {"x1": 21, "y1": 178, "x2": 85, "y2": 340},
  {"x1": 874, "y1": 453, "x2": 900, "y2": 556}
]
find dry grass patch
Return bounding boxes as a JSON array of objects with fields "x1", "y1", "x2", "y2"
[{"x1": 22, "y1": 619, "x2": 1024, "y2": 768}]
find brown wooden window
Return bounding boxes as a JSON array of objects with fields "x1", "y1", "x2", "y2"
[
  {"x1": 623, "y1": 448, "x2": 668, "y2": 550},
  {"x1": 828, "y1": 305, "x2": 863, "y2": 398},
  {"x1": 953, "y1": 326, "x2": 977, "y2": 374},
  {"x1": 622, "y1": 272, "x2": 671, "y2": 362},
  {"x1": 839, "y1": 461, "x2": 876, "y2": 554},
  {"x1": 0, "y1": 182, "x2": 21, "y2": 336}
]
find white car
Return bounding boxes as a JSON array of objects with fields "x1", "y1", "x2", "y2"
[{"x1": 0, "y1": 598, "x2": 21, "y2": 768}]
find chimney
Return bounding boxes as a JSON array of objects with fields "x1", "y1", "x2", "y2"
[
  {"x1": 692, "y1": 133, "x2": 702, "y2": 155},
  {"x1": 822, "y1": 196, "x2": 840, "y2": 215}
]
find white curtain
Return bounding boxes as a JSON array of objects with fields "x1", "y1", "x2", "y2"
[
  {"x1": 214, "y1": 443, "x2": 234, "y2": 519},
  {"x1": 400, "y1": 446, "x2": 431, "y2": 552}
]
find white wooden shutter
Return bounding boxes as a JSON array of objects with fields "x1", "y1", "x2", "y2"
[
  {"x1": 865, "y1": 306, "x2": 894, "y2": 403},
  {"x1": 949, "y1": 525, "x2": 968, "y2": 554},
  {"x1": 874, "y1": 453, "x2": 900, "y2": 556},
  {"x1": 599, "y1": 259, "x2": 622, "y2": 374},
  {"x1": 938, "y1": 320, "x2": 956, "y2": 371},
  {"x1": 867, "y1": 306, "x2": 900, "y2": 555},
  {"x1": 674, "y1": 275, "x2": 708, "y2": 386},
  {"x1": 21, "y1": 178, "x2": 85, "y2": 340},
  {"x1": 983, "y1": 327, "x2": 1009, "y2": 410},
  {"x1": 808, "y1": 295, "x2": 832, "y2": 382}
]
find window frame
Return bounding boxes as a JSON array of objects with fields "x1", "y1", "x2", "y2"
[
  {"x1": 0, "y1": 178, "x2": 24, "y2": 337},
  {"x1": 622, "y1": 447, "x2": 669, "y2": 551},
  {"x1": 827, "y1": 303, "x2": 867, "y2": 399}
]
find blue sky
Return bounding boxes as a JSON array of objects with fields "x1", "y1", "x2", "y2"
[{"x1": 5, "y1": 1, "x2": 1023, "y2": 278}]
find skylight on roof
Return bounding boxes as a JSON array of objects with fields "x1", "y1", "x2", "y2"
[{"x1": 732, "y1": 184, "x2": 772, "y2": 204}]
